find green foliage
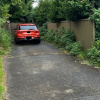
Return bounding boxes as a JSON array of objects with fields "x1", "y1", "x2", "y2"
[
  {"x1": 53, "y1": 29, "x2": 63, "y2": 45},
  {"x1": 34, "y1": 0, "x2": 97, "y2": 24},
  {"x1": 60, "y1": 30, "x2": 76, "y2": 47},
  {"x1": 0, "y1": 4, "x2": 10, "y2": 20},
  {"x1": 62, "y1": 0, "x2": 91, "y2": 21},
  {"x1": 89, "y1": 0, "x2": 100, "y2": 9},
  {"x1": 43, "y1": 29, "x2": 55, "y2": 43},
  {"x1": 66, "y1": 42, "x2": 82, "y2": 56},
  {"x1": 48, "y1": 0, "x2": 66, "y2": 22},
  {"x1": 86, "y1": 40, "x2": 100, "y2": 66},
  {"x1": 9, "y1": 0, "x2": 35, "y2": 22},
  {"x1": 0, "y1": 57, "x2": 5, "y2": 100},
  {"x1": 89, "y1": 8, "x2": 100, "y2": 40},
  {"x1": 39, "y1": 23, "x2": 48, "y2": 36},
  {"x1": 34, "y1": 0, "x2": 52, "y2": 26},
  {"x1": 0, "y1": 18, "x2": 12, "y2": 99},
  {"x1": 0, "y1": 28, "x2": 12, "y2": 50},
  {"x1": 40, "y1": 23, "x2": 82, "y2": 56},
  {"x1": 0, "y1": 0, "x2": 35, "y2": 23},
  {"x1": 0, "y1": 18, "x2": 5, "y2": 26}
]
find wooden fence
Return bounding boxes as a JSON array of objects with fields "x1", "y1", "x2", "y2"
[
  {"x1": 3, "y1": 23, "x2": 19, "y2": 36},
  {"x1": 3, "y1": 23, "x2": 39, "y2": 36}
]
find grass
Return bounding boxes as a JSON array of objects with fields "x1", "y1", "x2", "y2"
[
  {"x1": 0, "y1": 57, "x2": 5, "y2": 100},
  {"x1": 0, "y1": 27, "x2": 13, "y2": 100}
]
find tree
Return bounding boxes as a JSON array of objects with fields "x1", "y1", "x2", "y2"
[
  {"x1": 9, "y1": 0, "x2": 35, "y2": 22},
  {"x1": 34, "y1": 0, "x2": 52, "y2": 26},
  {"x1": 0, "y1": 0, "x2": 35, "y2": 22},
  {"x1": 89, "y1": 0, "x2": 100, "y2": 9},
  {"x1": 48, "y1": 0, "x2": 66, "y2": 22},
  {"x1": 61, "y1": 0, "x2": 91, "y2": 21},
  {"x1": 0, "y1": 0, "x2": 11, "y2": 20},
  {"x1": 34, "y1": 0, "x2": 93, "y2": 23}
]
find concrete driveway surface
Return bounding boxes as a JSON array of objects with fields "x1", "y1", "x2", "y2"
[{"x1": 3, "y1": 41, "x2": 100, "y2": 100}]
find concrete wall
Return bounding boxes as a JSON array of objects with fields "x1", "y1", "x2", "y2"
[
  {"x1": 47, "y1": 23, "x2": 57, "y2": 32},
  {"x1": 57, "y1": 21, "x2": 71, "y2": 31},
  {"x1": 71, "y1": 19, "x2": 95, "y2": 50},
  {"x1": 47, "y1": 19, "x2": 95, "y2": 50}
]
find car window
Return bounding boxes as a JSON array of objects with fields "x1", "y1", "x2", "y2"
[{"x1": 19, "y1": 25, "x2": 37, "y2": 30}]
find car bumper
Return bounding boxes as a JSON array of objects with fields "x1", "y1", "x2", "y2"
[{"x1": 18, "y1": 37, "x2": 40, "y2": 41}]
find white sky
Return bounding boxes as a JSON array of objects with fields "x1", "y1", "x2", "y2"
[{"x1": 32, "y1": 0, "x2": 39, "y2": 8}]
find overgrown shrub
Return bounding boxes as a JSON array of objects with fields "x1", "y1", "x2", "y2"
[
  {"x1": 43, "y1": 29, "x2": 55, "y2": 43},
  {"x1": 39, "y1": 23, "x2": 100, "y2": 67},
  {"x1": 89, "y1": 8, "x2": 100, "y2": 41},
  {"x1": 39, "y1": 23, "x2": 82, "y2": 56},
  {"x1": 86, "y1": 40, "x2": 100, "y2": 66},
  {"x1": 53, "y1": 29, "x2": 62, "y2": 45},
  {"x1": 39, "y1": 23, "x2": 48, "y2": 36},
  {"x1": 60, "y1": 30, "x2": 76, "y2": 47},
  {"x1": 0, "y1": 28, "x2": 12, "y2": 52},
  {"x1": 0, "y1": 20, "x2": 12, "y2": 100},
  {"x1": 66, "y1": 42, "x2": 82, "y2": 56}
]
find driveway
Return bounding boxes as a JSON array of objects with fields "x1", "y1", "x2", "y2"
[{"x1": 3, "y1": 41, "x2": 100, "y2": 100}]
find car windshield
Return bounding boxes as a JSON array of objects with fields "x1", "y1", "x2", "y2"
[{"x1": 19, "y1": 25, "x2": 37, "y2": 30}]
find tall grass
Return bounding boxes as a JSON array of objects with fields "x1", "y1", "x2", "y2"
[
  {"x1": 0, "y1": 57, "x2": 5, "y2": 100},
  {"x1": 0, "y1": 28, "x2": 12, "y2": 50},
  {"x1": 0, "y1": 27, "x2": 13, "y2": 99},
  {"x1": 0, "y1": 28, "x2": 12, "y2": 55}
]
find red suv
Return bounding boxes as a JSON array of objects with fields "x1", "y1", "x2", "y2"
[{"x1": 14, "y1": 23, "x2": 41, "y2": 44}]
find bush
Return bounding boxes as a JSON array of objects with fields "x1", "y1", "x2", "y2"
[
  {"x1": 39, "y1": 23, "x2": 48, "y2": 36},
  {"x1": 60, "y1": 29, "x2": 76, "y2": 47},
  {"x1": 0, "y1": 28, "x2": 12, "y2": 50},
  {"x1": 86, "y1": 40, "x2": 100, "y2": 66},
  {"x1": 43, "y1": 29, "x2": 55, "y2": 43},
  {"x1": 40, "y1": 24, "x2": 82, "y2": 56},
  {"x1": 0, "y1": 57, "x2": 5, "y2": 100},
  {"x1": 66, "y1": 42, "x2": 82, "y2": 56},
  {"x1": 53, "y1": 29, "x2": 62, "y2": 45},
  {"x1": 89, "y1": 8, "x2": 100, "y2": 41}
]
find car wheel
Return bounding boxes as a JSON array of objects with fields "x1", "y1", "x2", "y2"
[
  {"x1": 15, "y1": 39, "x2": 19, "y2": 44},
  {"x1": 37, "y1": 40, "x2": 41, "y2": 44}
]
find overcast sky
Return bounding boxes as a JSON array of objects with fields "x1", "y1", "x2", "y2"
[{"x1": 32, "y1": 0, "x2": 39, "y2": 8}]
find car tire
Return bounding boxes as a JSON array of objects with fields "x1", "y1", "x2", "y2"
[
  {"x1": 15, "y1": 39, "x2": 19, "y2": 44},
  {"x1": 37, "y1": 40, "x2": 41, "y2": 44}
]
